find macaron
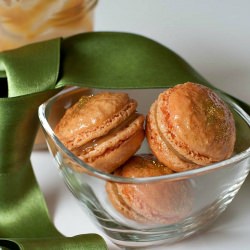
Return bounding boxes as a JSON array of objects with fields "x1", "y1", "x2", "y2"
[
  {"x1": 55, "y1": 92, "x2": 145, "y2": 173},
  {"x1": 106, "y1": 155, "x2": 192, "y2": 224},
  {"x1": 146, "y1": 82, "x2": 236, "y2": 172}
]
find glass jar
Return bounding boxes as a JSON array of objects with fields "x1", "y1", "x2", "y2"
[
  {"x1": 0, "y1": 0, "x2": 97, "y2": 52},
  {"x1": 0, "y1": 0, "x2": 97, "y2": 149}
]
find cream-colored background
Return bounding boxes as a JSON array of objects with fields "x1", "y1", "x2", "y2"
[{"x1": 32, "y1": 1, "x2": 250, "y2": 249}]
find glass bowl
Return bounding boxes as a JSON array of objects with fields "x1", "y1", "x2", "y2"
[{"x1": 38, "y1": 86, "x2": 250, "y2": 248}]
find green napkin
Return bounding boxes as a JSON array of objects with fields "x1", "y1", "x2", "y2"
[{"x1": 0, "y1": 31, "x2": 249, "y2": 249}]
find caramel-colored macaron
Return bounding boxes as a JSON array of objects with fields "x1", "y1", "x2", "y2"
[
  {"x1": 55, "y1": 92, "x2": 145, "y2": 173},
  {"x1": 106, "y1": 155, "x2": 192, "y2": 224},
  {"x1": 146, "y1": 82, "x2": 236, "y2": 172}
]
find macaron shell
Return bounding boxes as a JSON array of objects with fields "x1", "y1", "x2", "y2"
[
  {"x1": 63, "y1": 114, "x2": 145, "y2": 173},
  {"x1": 106, "y1": 181, "x2": 148, "y2": 223},
  {"x1": 118, "y1": 154, "x2": 173, "y2": 177},
  {"x1": 55, "y1": 91, "x2": 146, "y2": 173},
  {"x1": 75, "y1": 114, "x2": 144, "y2": 159},
  {"x1": 85, "y1": 128, "x2": 145, "y2": 173},
  {"x1": 156, "y1": 83, "x2": 236, "y2": 165},
  {"x1": 106, "y1": 155, "x2": 193, "y2": 224},
  {"x1": 55, "y1": 92, "x2": 137, "y2": 150},
  {"x1": 106, "y1": 181, "x2": 184, "y2": 224},
  {"x1": 146, "y1": 101, "x2": 199, "y2": 172},
  {"x1": 116, "y1": 180, "x2": 192, "y2": 224}
]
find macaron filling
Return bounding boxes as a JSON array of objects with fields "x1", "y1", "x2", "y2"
[
  {"x1": 73, "y1": 113, "x2": 143, "y2": 157},
  {"x1": 154, "y1": 102, "x2": 197, "y2": 165}
]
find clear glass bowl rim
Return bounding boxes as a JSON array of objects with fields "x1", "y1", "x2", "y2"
[{"x1": 38, "y1": 86, "x2": 250, "y2": 184}]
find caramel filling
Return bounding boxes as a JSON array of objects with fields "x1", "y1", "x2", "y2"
[
  {"x1": 74, "y1": 113, "x2": 140, "y2": 156},
  {"x1": 154, "y1": 103, "x2": 195, "y2": 165}
]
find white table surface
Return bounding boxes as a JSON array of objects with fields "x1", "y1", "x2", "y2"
[{"x1": 32, "y1": 1, "x2": 250, "y2": 249}]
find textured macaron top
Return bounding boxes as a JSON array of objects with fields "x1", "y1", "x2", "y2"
[
  {"x1": 156, "y1": 82, "x2": 236, "y2": 164},
  {"x1": 55, "y1": 92, "x2": 138, "y2": 150}
]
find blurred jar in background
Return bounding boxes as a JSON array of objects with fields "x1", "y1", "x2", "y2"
[
  {"x1": 0, "y1": 0, "x2": 97, "y2": 52},
  {"x1": 0, "y1": 0, "x2": 97, "y2": 148}
]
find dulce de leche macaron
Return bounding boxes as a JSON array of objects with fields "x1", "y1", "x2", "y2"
[
  {"x1": 55, "y1": 92, "x2": 145, "y2": 173},
  {"x1": 146, "y1": 82, "x2": 236, "y2": 172},
  {"x1": 106, "y1": 155, "x2": 192, "y2": 224}
]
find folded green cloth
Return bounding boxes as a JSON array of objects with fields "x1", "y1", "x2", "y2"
[
  {"x1": 0, "y1": 32, "x2": 249, "y2": 249},
  {"x1": 0, "y1": 38, "x2": 105, "y2": 250}
]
